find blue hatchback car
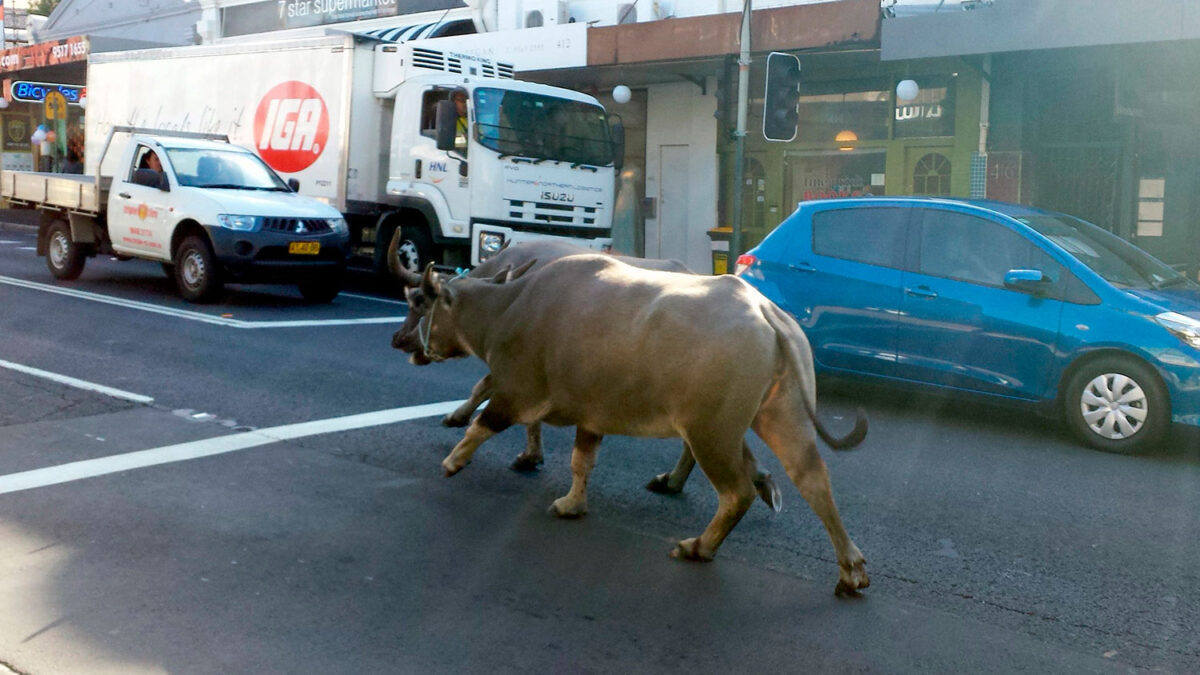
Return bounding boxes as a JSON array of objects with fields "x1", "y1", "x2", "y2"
[{"x1": 735, "y1": 197, "x2": 1200, "y2": 454}]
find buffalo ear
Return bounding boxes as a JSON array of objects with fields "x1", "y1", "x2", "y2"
[
  {"x1": 506, "y1": 259, "x2": 537, "y2": 282},
  {"x1": 419, "y1": 262, "x2": 440, "y2": 299},
  {"x1": 486, "y1": 265, "x2": 512, "y2": 284}
]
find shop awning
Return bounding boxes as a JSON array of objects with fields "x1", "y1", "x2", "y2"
[{"x1": 351, "y1": 18, "x2": 476, "y2": 43}]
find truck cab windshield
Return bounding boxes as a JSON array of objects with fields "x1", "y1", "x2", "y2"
[
  {"x1": 472, "y1": 88, "x2": 613, "y2": 166},
  {"x1": 166, "y1": 148, "x2": 289, "y2": 191}
]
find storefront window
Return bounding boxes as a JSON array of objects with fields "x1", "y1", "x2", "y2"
[
  {"x1": 912, "y1": 152, "x2": 952, "y2": 194},
  {"x1": 784, "y1": 150, "x2": 886, "y2": 206},
  {"x1": 894, "y1": 75, "x2": 956, "y2": 138},
  {"x1": 796, "y1": 88, "x2": 890, "y2": 144}
]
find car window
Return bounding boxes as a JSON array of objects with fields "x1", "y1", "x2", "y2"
[
  {"x1": 129, "y1": 145, "x2": 159, "y2": 182},
  {"x1": 812, "y1": 207, "x2": 908, "y2": 268},
  {"x1": 420, "y1": 89, "x2": 451, "y2": 139},
  {"x1": 916, "y1": 210, "x2": 1059, "y2": 287}
]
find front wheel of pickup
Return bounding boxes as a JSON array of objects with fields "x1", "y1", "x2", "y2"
[
  {"x1": 46, "y1": 220, "x2": 86, "y2": 280},
  {"x1": 174, "y1": 235, "x2": 223, "y2": 303}
]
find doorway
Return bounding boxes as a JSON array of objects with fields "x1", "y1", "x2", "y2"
[{"x1": 649, "y1": 144, "x2": 690, "y2": 263}]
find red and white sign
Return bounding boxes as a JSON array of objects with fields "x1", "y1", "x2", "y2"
[{"x1": 253, "y1": 81, "x2": 329, "y2": 173}]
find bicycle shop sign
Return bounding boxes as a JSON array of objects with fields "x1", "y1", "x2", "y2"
[{"x1": 9, "y1": 81, "x2": 85, "y2": 106}]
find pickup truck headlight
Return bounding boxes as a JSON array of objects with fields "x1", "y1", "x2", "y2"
[
  {"x1": 216, "y1": 214, "x2": 261, "y2": 232},
  {"x1": 327, "y1": 217, "x2": 348, "y2": 234},
  {"x1": 1155, "y1": 312, "x2": 1200, "y2": 349}
]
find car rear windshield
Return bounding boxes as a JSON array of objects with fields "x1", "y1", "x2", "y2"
[{"x1": 1019, "y1": 215, "x2": 1191, "y2": 290}]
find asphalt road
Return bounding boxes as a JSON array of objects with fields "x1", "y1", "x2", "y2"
[{"x1": 1, "y1": 222, "x2": 1197, "y2": 673}]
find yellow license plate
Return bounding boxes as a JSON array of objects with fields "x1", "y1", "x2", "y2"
[{"x1": 289, "y1": 241, "x2": 320, "y2": 255}]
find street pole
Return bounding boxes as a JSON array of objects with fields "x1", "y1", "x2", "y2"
[{"x1": 728, "y1": 0, "x2": 751, "y2": 271}]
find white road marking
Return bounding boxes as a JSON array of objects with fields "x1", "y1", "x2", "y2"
[
  {"x1": 0, "y1": 399, "x2": 467, "y2": 495},
  {"x1": 0, "y1": 358, "x2": 155, "y2": 404},
  {"x1": 0, "y1": 275, "x2": 405, "y2": 328},
  {"x1": 339, "y1": 291, "x2": 409, "y2": 306},
  {"x1": 0, "y1": 239, "x2": 21, "y2": 244},
  {"x1": 16, "y1": 247, "x2": 35, "y2": 251}
]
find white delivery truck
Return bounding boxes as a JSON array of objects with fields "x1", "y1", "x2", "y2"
[
  {"x1": 83, "y1": 34, "x2": 623, "y2": 279},
  {"x1": 0, "y1": 126, "x2": 351, "y2": 302}
]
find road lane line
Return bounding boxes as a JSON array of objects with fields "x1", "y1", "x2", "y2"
[
  {"x1": 0, "y1": 275, "x2": 405, "y2": 328},
  {"x1": 0, "y1": 399, "x2": 467, "y2": 495},
  {"x1": 0, "y1": 358, "x2": 155, "y2": 404},
  {"x1": 339, "y1": 292, "x2": 409, "y2": 306}
]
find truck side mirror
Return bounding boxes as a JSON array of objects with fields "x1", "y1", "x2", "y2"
[
  {"x1": 609, "y1": 115, "x2": 626, "y2": 171},
  {"x1": 158, "y1": 172, "x2": 171, "y2": 192},
  {"x1": 287, "y1": 177, "x2": 300, "y2": 192},
  {"x1": 435, "y1": 99, "x2": 458, "y2": 152}
]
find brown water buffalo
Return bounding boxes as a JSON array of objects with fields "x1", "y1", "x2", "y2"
[
  {"x1": 416, "y1": 254, "x2": 870, "y2": 595},
  {"x1": 390, "y1": 239, "x2": 781, "y2": 509}
]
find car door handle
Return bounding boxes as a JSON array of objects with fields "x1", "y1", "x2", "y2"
[
  {"x1": 787, "y1": 262, "x2": 817, "y2": 273},
  {"x1": 118, "y1": 192, "x2": 132, "y2": 199},
  {"x1": 905, "y1": 285, "x2": 938, "y2": 299}
]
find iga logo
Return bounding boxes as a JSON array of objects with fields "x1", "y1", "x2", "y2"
[{"x1": 254, "y1": 81, "x2": 329, "y2": 173}]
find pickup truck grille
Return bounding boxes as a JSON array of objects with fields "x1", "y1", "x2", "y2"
[
  {"x1": 261, "y1": 217, "x2": 331, "y2": 234},
  {"x1": 507, "y1": 200, "x2": 598, "y2": 227}
]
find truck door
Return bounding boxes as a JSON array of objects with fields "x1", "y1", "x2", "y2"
[
  {"x1": 410, "y1": 88, "x2": 469, "y2": 222},
  {"x1": 107, "y1": 144, "x2": 173, "y2": 261}
]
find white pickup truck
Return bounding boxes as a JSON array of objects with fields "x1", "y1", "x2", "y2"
[{"x1": 0, "y1": 127, "x2": 351, "y2": 302}]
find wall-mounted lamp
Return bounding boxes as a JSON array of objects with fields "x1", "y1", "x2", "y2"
[
  {"x1": 896, "y1": 79, "x2": 919, "y2": 102},
  {"x1": 612, "y1": 85, "x2": 631, "y2": 104},
  {"x1": 835, "y1": 129, "x2": 858, "y2": 151}
]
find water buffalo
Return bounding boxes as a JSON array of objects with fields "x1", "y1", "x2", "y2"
[
  {"x1": 416, "y1": 254, "x2": 869, "y2": 595},
  {"x1": 390, "y1": 239, "x2": 781, "y2": 509}
]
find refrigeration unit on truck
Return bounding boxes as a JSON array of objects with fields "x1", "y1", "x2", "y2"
[
  {"x1": 0, "y1": 127, "x2": 351, "y2": 303},
  {"x1": 83, "y1": 34, "x2": 624, "y2": 281}
]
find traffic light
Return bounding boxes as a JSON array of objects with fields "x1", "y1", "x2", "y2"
[{"x1": 762, "y1": 52, "x2": 801, "y2": 142}]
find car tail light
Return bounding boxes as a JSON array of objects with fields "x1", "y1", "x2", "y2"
[{"x1": 734, "y1": 254, "x2": 757, "y2": 276}]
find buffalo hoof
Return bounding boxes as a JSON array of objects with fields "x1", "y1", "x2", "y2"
[
  {"x1": 834, "y1": 562, "x2": 870, "y2": 597},
  {"x1": 441, "y1": 412, "x2": 470, "y2": 428},
  {"x1": 510, "y1": 455, "x2": 542, "y2": 473},
  {"x1": 645, "y1": 472, "x2": 684, "y2": 495},
  {"x1": 754, "y1": 472, "x2": 783, "y2": 513},
  {"x1": 547, "y1": 497, "x2": 586, "y2": 519},
  {"x1": 669, "y1": 538, "x2": 714, "y2": 562}
]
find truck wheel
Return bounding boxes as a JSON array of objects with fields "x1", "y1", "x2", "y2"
[
  {"x1": 388, "y1": 224, "x2": 435, "y2": 281},
  {"x1": 297, "y1": 269, "x2": 343, "y2": 304},
  {"x1": 174, "y1": 235, "x2": 223, "y2": 303},
  {"x1": 1063, "y1": 356, "x2": 1169, "y2": 454},
  {"x1": 46, "y1": 220, "x2": 86, "y2": 280}
]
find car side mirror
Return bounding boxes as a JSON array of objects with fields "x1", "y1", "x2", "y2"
[
  {"x1": 287, "y1": 177, "x2": 300, "y2": 192},
  {"x1": 435, "y1": 99, "x2": 458, "y2": 152},
  {"x1": 158, "y1": 172, "x2": 170, "y2": 192},
  {"x1": 1004, "y1": 268, "x2": 1050, "y2": 295}
]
